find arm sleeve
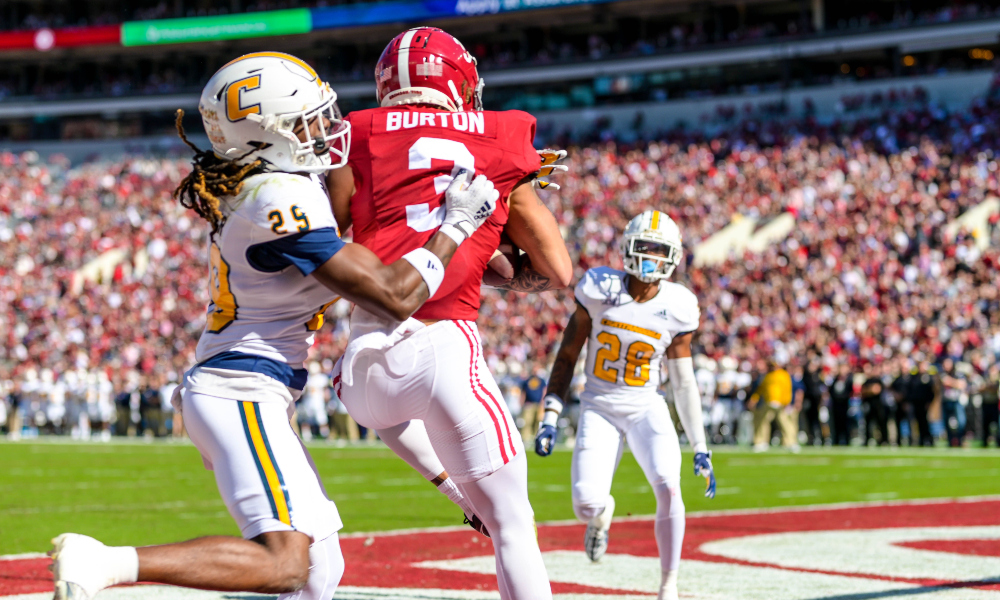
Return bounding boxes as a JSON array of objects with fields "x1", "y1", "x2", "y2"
[{"x1": 667, "y1": 356, "x2": 708, "y2": 454}]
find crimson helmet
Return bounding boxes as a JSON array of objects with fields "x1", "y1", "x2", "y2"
[{"x1": 375, "y1": 27, "x2": 484, "y2": 112}]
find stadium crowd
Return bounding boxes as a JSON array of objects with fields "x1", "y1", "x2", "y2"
[{"x1": 3, "y1": 77, "x2": 1000, "y2": 448}]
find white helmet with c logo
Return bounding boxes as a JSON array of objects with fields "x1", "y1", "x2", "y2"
[{"x1": 198, "y1": 52, "x2": 350, "y2": 173}]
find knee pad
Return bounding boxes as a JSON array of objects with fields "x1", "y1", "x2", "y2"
[
  {"x1": 653, "y1": 480, "x2": 685, "y2": 519},
  {"x1": 572, "y1": 487, "x2": 607, "y2": 522},
  {"x1": 573, "y1": 502, "x2": 604, "y2": 523}
]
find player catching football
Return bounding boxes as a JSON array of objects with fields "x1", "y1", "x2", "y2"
[
  {"x1": 48, "y1": 52, "x2": 499, "y2": 600},
  {"x1": 327, "y1": 28, "x2": 572, "y2": 599},
  {"x1": 535, "y1": 210, "x2": 716, "y2": 600}
]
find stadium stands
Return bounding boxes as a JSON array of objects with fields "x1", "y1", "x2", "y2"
[
  {"x1": 3, "y1": 0, "x2": 1000, "y2": 141},
  {"x1": 2, "y1": 71, "x2": 999, "y2": 446}
]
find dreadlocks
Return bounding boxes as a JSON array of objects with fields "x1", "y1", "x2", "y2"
[{"x1": 172, "y1": 109, "x2": 266, "y2": 237}]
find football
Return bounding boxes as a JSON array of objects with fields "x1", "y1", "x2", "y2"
[{"x1": 482, "y1": 235, "x2": 522, "y2": 287}]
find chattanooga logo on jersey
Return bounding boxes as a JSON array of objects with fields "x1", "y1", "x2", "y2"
[
  {"x1": 4, "y1": 498, "x2": 999, "y2": 599},
  {"x1": 378, "y1": 110, "x2": 492, "y2": 136}
]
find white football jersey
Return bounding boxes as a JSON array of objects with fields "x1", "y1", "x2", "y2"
[
  {"x1": 576, "y1": 267, "x2": 700, "y2": 413},
  {"x1": 195, "y1": 172, "x2": 342, "y2": 367}
]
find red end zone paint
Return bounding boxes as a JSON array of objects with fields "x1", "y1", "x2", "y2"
[
  {"x1": 0, "y1": 557, "x2": 51, "y2": 596},
  {"x1": 897, "y1": 539, "x2": 1000, "y2": 558},
  {"x1": 3, "y1": 498, "x2": 999, "y2": 597}
]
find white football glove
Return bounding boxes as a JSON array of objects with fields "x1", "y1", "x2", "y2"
[
  {"x1": 534, "y1": 148, "x2": 569, "y2": 190},
  {"x1": 439, "y1": 169, "x2": 499, "y2": 244}
]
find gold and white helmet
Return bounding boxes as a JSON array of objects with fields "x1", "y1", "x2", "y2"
[
  {"x1": 620, "y1": 209, "x2": 683, "y2": 283},
  {"x1": 198, "y1": 52, "x2": 350, "y2": 173}
]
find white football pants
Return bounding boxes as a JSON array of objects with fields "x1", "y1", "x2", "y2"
[
  {"x1": 337, "y1": 320, "x2": 522, "y2": 482},
  {"x1": 572, "y1": 399, "x2": 685, "y2": 573},
  {"x1": 337, "y1": 319, "x2": 550, "y2": 600},
  {"x1": 182, "y1": 390, "x2": 344, "y2": 599}
]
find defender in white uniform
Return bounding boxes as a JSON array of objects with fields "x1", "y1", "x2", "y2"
[
  {"x1": 535, "y1": 210, "x2": 716, "y2": 600},
  {"x1": 49, "y1": 51, "x2": 499, "y2": 600}
]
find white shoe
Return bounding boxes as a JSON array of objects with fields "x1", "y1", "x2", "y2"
[
  {"x1": 752, "y1": 442, "x2": 769, "y2": 453},
  {"x1": 658, "y1": 569, "x2": 679, "y2": 600},
  {"x1": 50, "y1": 533, "x2": 134, "y2": 600},
  {"x1": 584, "y1": 495, "x2": 615, "y2": 562}
]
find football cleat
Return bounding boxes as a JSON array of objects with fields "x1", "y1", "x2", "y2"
[
  {"x1": 463, "y1": 513, "x2": 491, "y2": 538},
  {"x1": 50, "y1": 534, "x2": 121, "y2": 600},
  {"x1": 584, "y1": 495, "x2": 615, "y2": 562}
]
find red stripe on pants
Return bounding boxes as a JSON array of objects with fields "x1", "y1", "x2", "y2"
[
  {"x1": 454, "y1": 320, "x2": 509, "y2": 464},
  {"x1": 460, "y1": 320, "x2": 517, "y2": 458}
]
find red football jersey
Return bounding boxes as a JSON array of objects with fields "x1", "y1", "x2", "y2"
[{"x1": 346, "y1": 106, "x2": 539, "y2": 321}]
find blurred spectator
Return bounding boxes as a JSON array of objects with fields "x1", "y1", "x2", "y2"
[
  {"x1": 801, "y1": 351, "x2": 827, "y2": 445},
  {"x1": 0, "y1": 379, "x2": 8, "y2": 435},
  {"x1": 749, "y1": 358, "x2": 798, "y2": 452},
  {"x1": 907, "y1": 361, "x2": 940, "y2": 446},
  {"x1": 980, "y1": 363, "x2": 1000, "y2": 446},
  {"x1": 519, "y1": 365, "x2": 547, "y2": 442},
  {"x1": 113, "y1": 375, "x2": 132, "y2": 437},
  {"x1": 939, "y1": 358, "x2": 968, "y2": 446},
  {"x1": 828, "y1": 363, "x2": 855, "y2": 445},
  {"x1": 889, "y1": 359, "x2": 913, "y2": 445},
  {"x1": 139, "y1": 374, "x2": 164, "y2": 437},
  {"x1": 714, "y1": 356, "x2": 750, "y2": 444},
  {"x1": 328, "y1": 393, "x2": 359, "y2": 442},
  {"x1": 159, "y1": 372, "x2": 180, "y2": 437},
  {"x1": 860, "y1": 363, "x2": 890, "y2": 446},
  {"x1": 300, "y1": 361, "x2": 331, "y2": 441}
]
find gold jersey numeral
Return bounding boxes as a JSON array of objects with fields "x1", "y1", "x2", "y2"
[
  {"x1": 593, "y1": 331, "x2": 655, "y2": 387},
  {"x1": 207, "y1": 243, "x2": 238, "y2": 333},
  {"x1": 593, "y1": 331, "x2": 621, "y2": 383},
  {"x1": 623, "y1": 341, "x2": 655, "y2": 386}
]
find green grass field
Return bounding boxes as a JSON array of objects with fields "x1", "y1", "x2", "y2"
[{"x1": 1, "y1": 440, "x2": 997, "y2": 555}]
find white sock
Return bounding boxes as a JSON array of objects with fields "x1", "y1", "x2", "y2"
[
  {"x1": 107, "y1": 546, "x2": 139, "y2": 584},
  {"x1": 658, "y1": 569, "x2": 678, "y2": 600}
]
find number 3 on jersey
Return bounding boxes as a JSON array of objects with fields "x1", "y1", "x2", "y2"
[
  {"x1": 207, "y1": 242, "x2": 238, "y2": 333},
  {"x1": 406, "y1": 137, "x2": 474, "y2": 232},
  {"x1": 593, "y1": 331, "x2": 655, "y2": 386}
]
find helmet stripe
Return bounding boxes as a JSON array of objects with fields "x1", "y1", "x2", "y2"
[
  {"x1": 397, "y1": 30, "x2": 417, "y2": 90},
  {"x1": 651, "y1": 210, "x2": 660, "y2": 228},
  {"x1": 222, "y1": 52, "x2": 318, "y2": 80}
]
